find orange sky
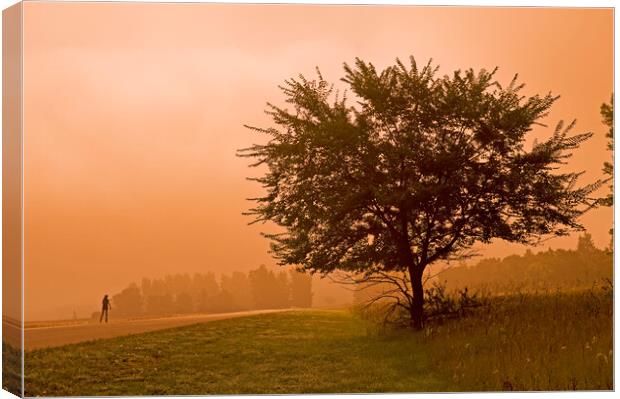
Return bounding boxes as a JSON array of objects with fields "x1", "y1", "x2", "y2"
[{"x1": 22, "y1": 3, "x2": 613, "y2": 321}]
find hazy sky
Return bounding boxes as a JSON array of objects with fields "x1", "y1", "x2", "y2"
[{"x1": 23, "y1": 3, "x2": 612, "y2": 320}]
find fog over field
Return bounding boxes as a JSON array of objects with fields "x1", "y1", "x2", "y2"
[{"x1": 21, "y1": 4, "x2": 612, "y2": 321}]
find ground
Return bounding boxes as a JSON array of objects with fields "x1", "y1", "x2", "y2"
[
  {"x1": 2, "y1": 341, "x2": 21, "y2": 396},
  {"x1": 24, "y1": 310, "x2": 441, "y2": 396},
  {"x1": 23, "y1": 288, "x2": 613, "y2": 395},
  {"x1": 21, "y1": 309, "x2": 290, "y2": 350}
]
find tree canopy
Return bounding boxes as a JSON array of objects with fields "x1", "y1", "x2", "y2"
[
  {"x1": 240, "y1": 56, "x2": 601, "y2": 328},
  {"x1": 436, "y1": 234, "x2": 611, "y2": 293}
]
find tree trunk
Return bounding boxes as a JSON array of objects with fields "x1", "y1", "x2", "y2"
[{"x1": 408, "y1": 266, "x2": 424, "y2": 330}]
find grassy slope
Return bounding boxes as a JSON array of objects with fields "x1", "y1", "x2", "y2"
[
  {"x1": 421, "y1": 289, "x2": 613, "y2": 391},
  {"x1": 2, "y1": 341, "x2": 21, "y2": 396},
  {"x1": 25, "y1": 310, "x2": 441, "y2": 396},
  {"x1": 24, "y1": 289, "x2": 613, "y2": 395}
]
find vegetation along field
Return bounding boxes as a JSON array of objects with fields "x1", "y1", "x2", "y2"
[
  {"x1": 24, "y1": 285, "x2": 612, "y2": 396},
  {"x1": 2, "y1": 342, "x2": 21, "y2": 395}
]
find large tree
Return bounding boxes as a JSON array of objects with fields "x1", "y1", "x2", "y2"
[
  {"x1": 240, "y1": 57, "x2": 601, "y2": 329},
  {"x1": 289, "y1": 270, "x2": 313, "y2": 308}
]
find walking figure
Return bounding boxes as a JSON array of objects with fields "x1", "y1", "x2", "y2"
[{"x1": 100, "y1": 294, "x2": 111, "y2": 323}]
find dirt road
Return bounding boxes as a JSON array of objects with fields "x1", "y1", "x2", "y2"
[{"x1": 9, "y1": 309, "x2": 291, "y2": 351}]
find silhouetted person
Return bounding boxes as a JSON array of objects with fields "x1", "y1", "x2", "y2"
[{"x1": 100, "y1": 294, "x2": 111, "y2": 323}]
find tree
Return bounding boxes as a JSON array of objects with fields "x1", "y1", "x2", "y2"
[
  {"x1": 577, "y1": 232, "x2": 597, "y2": 255},
  {"x1": 191, "y1": 272, "x2": 220, "y2": 312},
  {"x1": 289, "y1": 270, "x2": 313, "y2": 308},
  {"x1": 275, "y1": 270, "x2": 291, "y2": 307},
  {"x1": 438, "y1": 236, "x2": 611, "y2": 292},
  {"x1": 175, "y1": 292, "x2": 194, "y2": 314},
  {"x1": 240, "y1": 56, "x2": 602, "y2": 329},
  {"x1": 145, "y1": 293, "x2": 175, "y2": 316},
  {"x1": 207, "y1": 290, "x2": 238, "y2": 313},
  {"x1": 600, "y1": 95, "x2": 613, "y2": 208},
  {"x1": 221, "y1": 271, "x2": 253, "y2": 310},
  {"x1": 112, "y1": 283, "x2": 143, "y2": 317},
  {"x1": 248, "y1": 265, "x2": 290, "y2": 309},
  {"x1": 600, "y1": 95, "x2": 613, "y2": 246}
]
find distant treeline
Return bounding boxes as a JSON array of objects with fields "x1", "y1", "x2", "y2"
[
  {"x1": 352, "y1": 234, "x2": 612, "y2": 305},
  {"x1": 107, "y1": 265, "x2": 312, "y2": 318},
  {"x1": 437, "y1": 234, "x2": 612, "y2": 292}
]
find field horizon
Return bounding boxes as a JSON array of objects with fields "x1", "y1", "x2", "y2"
[{"x1": 15, "y1": 285, "x2": 613, "y2": 396}]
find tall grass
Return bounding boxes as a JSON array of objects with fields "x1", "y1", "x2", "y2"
[
  {"x1": 2, "y1": 341, "x2": 21, "y2": 396},
  {"x1": 421, "y1": 286, "x2": 613, "y2": 391}
]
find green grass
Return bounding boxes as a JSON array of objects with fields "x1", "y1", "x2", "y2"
[
  {"x1": 421, "y1": 288, "x2": 613, "y2": 391},
  {"x1": 24, "y1": 310, "x2": 441, "y2": 396},
  {"x1": 3, "y1": 341, "x2": 22, "y2": 396},
  {"x1": 24, "y1": 288, "x2": 613, "y2": 395}
]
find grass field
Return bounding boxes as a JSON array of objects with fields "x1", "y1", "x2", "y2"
[
  {"x1": 24, "y1": 288, "x2": 613, "y2": 395},
  {"x1": 420, "y1": 288, "x2": 613, "y2": 391},
  {"x1": 2, "y1": 341, "x2": 21, "y2": 396},
  {"x1": 24, "y1": 310, "x2": 441, "y2": 396}
]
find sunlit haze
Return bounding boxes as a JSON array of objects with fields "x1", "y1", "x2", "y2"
[{"x1": 22, "y1": 3, "x2": 612, "y2": 320}]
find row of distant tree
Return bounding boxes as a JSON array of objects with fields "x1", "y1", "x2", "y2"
[
  {"x1": 108, "y1": 265, "x2": 312, "y2": 317},
  {"x1": 352, "y1": 234, "x2": 612, "y2": 306},
  {"x1": 437, "y1": 234, "x2": 612, "y2": 293}
]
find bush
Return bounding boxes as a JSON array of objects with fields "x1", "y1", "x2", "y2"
[
  {"x1": 424, "y1": 282, "x2": 489, "y2": 324},
  {"x1": 354, "y1": 281, "x2": 488, "y2": 328}
]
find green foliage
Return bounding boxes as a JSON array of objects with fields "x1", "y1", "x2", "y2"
[
  {"x1": 111, "y1": 266, "x2": 313, "y2": 317},
  {"x1": 174, "y1": 292, "x2": 194, "y2": 314},
  {"x1": 221, "y1": 271, "x2": 253, "y2": 310},
  {"x1": 112, "y1": 283, "x2": 143, "y2": 317},
  {"x1": 438, "y1": 233, "x2": 612, "y2": 292},
  {"x1": 248, "y1": 265, "x2": 291, "y2": 309},
  {"x1": 600, "y1": 94, "x2": 613, "y2": 204},
  {"x1": 289, "y1": 270, "x2": 313, "y2": 307},
  {"x1": 240, "y1": 56, "x2": 602, "y2": 325},
  {"x1": 352, "y1": 276, "x2": 488, "y2": 328},
  {"x1": 599, "y1": 94, "x2": 613, "y2": 243},
  {"x1": 2, "y1": 341, "x2": 21, "y2": 396},
  {"x1": 423, "y1": 283, "x2": 488, "y2": 323},
  {"x1": 423, "y1": 288, "x2": 613, "y2": 391}
]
